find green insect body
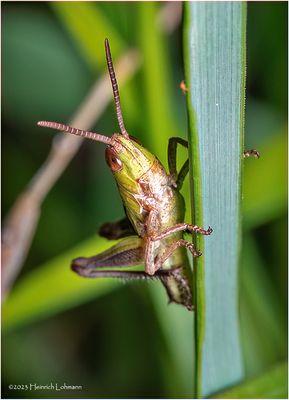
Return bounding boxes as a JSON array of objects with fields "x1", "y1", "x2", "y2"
[{"x1": 37, "y1": 39, "x2": 213, "y2": 310}]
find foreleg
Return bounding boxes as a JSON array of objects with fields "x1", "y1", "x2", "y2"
[
  {"x1": 167, "y1": 137, "x2": 189, "y2": 189},
  {"x1": 176, "y1": 159, "x2": 189, "y2": 190},
  {"x1": 151, "y1": 223, "x2": 213, "y2": 242}
]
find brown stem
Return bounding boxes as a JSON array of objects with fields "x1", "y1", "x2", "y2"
[
  {"x1": 1, "y1": 49, "x2": 141, "y2": 300},
  {"x1": 1, "y1": 2, "x2": 182, "y2": 300}
]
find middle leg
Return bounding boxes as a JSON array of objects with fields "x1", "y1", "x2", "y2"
[
  {"x1": 144, "y1": 235, "x2": 201, "y2": 276},
  {"x1": 154, "y1": 239, "x2": 201, "y2": 272}
]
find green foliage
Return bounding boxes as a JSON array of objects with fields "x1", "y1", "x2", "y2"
[
  {"x1": 2, "y1": 236, "x2": 120, "y2": 331},
  {"x1": 50, "y1": 2, "x2": 125, "y2": 70},
  {"x1": 2, "y1": 2, "x2": 287, "y2": 398},
  {"x1": 184, "y1": 3, "x2": 246, "y2": 396},
  {"x1": 214, "y1": 362, "x2": 288, "y2": 399},
  {"x1": 137, "y1": 2, "x2": 178, "y2": 161},
  {"x1": 243, "y1": 131, "x2": 287, "y2": 229},
  {"x1": 241, "y1": 234, "x2": 287, "y2": 377}
]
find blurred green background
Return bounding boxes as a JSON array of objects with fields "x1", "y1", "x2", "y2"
[{"x1": 2, "y1": 2, "x2": 287, "y2": 398}]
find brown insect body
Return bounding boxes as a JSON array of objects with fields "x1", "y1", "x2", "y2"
[{"x1": 37, "y1": 39, "x2": 214, "y2": 310}]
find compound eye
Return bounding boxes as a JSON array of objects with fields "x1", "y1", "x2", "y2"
[{"x1": 105, "y1": 147, "x2": 123, "y2": 172}]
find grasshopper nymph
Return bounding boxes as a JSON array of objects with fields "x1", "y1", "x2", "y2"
[{"x1": 37, "y1": 39, "x2": 213, "y2": 310}]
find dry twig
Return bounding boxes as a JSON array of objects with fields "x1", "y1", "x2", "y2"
[
  {"x1": 2, "y1": 49, "x2": 141, "y2": 299},
  {"x1": 1, "y1": 2, "x2": 182, "y2": 300}
]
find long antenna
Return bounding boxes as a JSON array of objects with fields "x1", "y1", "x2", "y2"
[
  {"x1": 37, "y1": 121, "x2": 116, "y2": 146},
  {"x1": 105, "y1": 38, "x2": 129, "y2": 138}
]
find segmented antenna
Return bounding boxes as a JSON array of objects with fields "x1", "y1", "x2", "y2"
[
  {"x1": 37, "y1": 121, "x2": 115, "y2": 146},
  {"x1": 105, "y1": 38, "x2": 129, "y2": 138}
]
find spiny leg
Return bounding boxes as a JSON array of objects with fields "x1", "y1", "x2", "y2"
[
  {"x1": 151, "y1": 223, "x2": 213, "y2": 242},
  {"x1": 143, "y1": 211, "x2": 212, "y2": 275},
  {"x1": 72, "y1": 263, "x2": 180, "y2": 281},
  {"x1": 144, "y1": 235, "x2": 201, "y2": 276},
  {"x1": 154, "y1": 239, "x2": 201, "y2": 272},
  {"x1": 243, "y1": 149, "x2": 260, "y2": 159},
  {"x1": 72, "y1": 267, "x2": 151, "y2": 280},
  {"x1": 73, "y1": 254, "x2": 194, "y2": 310}
]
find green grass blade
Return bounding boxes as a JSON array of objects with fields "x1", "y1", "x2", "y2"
[
  {"x1": 2, "y1": 236, "x2": 123, "y2": 331},
  {"x1": 50, "y1": 2, "x2": 125, "y2": 70},
  {"x1": 184, "y1": 3, "x2": 246, "y2": 397},
  {"x1": 53, "y1": 2, "x2": 144, "y2": 128},
  {"x1": 214, "y1": 362, "x2": 288, "y2": 399},
  {"x1": 148, "y1": 285, "x2": 194, "y2": 397},
  {"x1": 136, "y1": 5, "x2": 194, "y2": 395},
  {"x1": 137, "y1": 2, "x2": 179, "y2": 164}
]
